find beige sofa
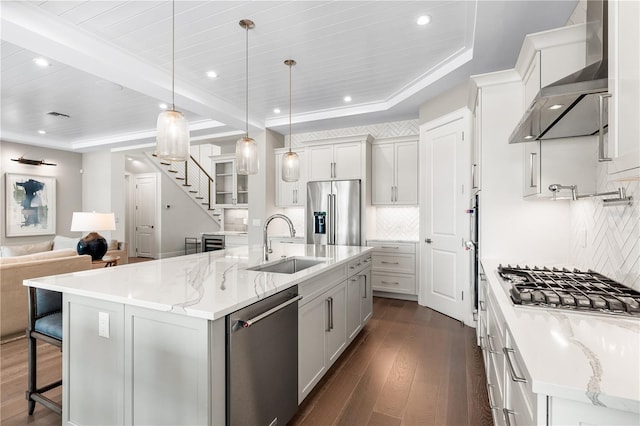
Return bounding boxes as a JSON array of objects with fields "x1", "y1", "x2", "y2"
[{"x1": 0, "y1": 249, "x2": 92, "y2": 342}]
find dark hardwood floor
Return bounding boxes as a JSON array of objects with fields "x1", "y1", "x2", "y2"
[{"x1": 0, "y1": 297, "x2": 492, "y2": 426}]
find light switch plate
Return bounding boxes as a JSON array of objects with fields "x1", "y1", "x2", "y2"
[{"x1": 98, "y1": 311, "x2": 110, "y2": 338}]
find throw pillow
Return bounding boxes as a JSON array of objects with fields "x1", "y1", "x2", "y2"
[{"x1": 53, "y1": 235, "x2": 80, "y2": 251}]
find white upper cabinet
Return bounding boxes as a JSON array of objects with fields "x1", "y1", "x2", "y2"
[
  {"x1": 371, "y1": 136, "x2": 418, "y2": 205},
  {"x1": 306, "y1": 135, "x2": 371, "y2": 181},
  {"x1": 211, "y1": 154, "x2": 248, "y2": 207},
  {"x1": 274, "y1": 148, "x2": 307, "y2": 207},
  {"x1": 607, "y1": 0, "x2": 640, "y2": 178}
]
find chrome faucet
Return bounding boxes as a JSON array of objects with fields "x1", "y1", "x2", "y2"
[{"x1": 263, "y1": 214, "x2": 296, "y2": 261}]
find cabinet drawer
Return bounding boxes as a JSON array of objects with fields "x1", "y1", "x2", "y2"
[
  {"x1": 367, "y1": 241, "x2": 415, "y2": 254},
  {"x1": 372, "y1": 272, "x2": 415, "y2": 294},
  {"x1": 299, "y1": 265, "x2": 347, "y2": 305},
  {"x1": 347, "y1": 255, "x2": 369, "y2": 276},
  {"x1": 372, "y1": 253, "x2": 414, "y2": 274}
]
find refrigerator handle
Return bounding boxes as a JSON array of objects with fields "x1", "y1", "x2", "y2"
[
  {"x1": 330, "y1": 194, "x2": 337, "y2": 244},
  {"x1": 327, "y1": 194, "x2": 333, "y2": 244}
]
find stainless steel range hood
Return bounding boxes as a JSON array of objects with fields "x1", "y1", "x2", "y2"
[{"x1": 509, "y1": 0, "x2": 608, "y2": 144}]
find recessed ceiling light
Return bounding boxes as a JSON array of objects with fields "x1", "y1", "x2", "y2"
[
  {"x1": 273, "y1": 108, "x2": 281, "y2": 114},
  {"x1": 33, "y1": 57, "x2": 51, "y2": 67},
  {"x1": 206, "y1": 70, "x2": 218, "y2": 79},
  {"x1": 38, "y1": 130, "x2": 46, "y2": 135},
  {"x1": 344, "y1": 96, "x2": 352, "y2": 103},
  {"x1": 159, "y1": 103, "x2": 168, "y2": 110},
  {"x1": 417, "y1": 15, "x2": 431, "y2": 26},
  {"x1": 548, "y1": 104, "x2": 564, "y2": 110}
]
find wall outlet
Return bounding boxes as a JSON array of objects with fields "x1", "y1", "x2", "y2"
[{"x1": 98, "y1": 311, "x2": 110, "y2": 338}]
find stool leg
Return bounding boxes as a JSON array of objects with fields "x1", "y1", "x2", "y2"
[{"x1": 26, "y1": 334, "x2": 36, "y2": 415}]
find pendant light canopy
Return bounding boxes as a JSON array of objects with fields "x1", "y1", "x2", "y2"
[
  {"x1": 156, "y1": 0, "x2": 190, "y2": 162},
  {"x1": 281, "y1": 59, "x2": 299, "y2": 182},
  {"x1": 235, "y1": 19, "x2": 258, "y2": 175}
]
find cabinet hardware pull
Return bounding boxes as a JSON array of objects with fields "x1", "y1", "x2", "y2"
[
  {"x1": 503, "y1": 408, "x2": 515, "y2": 426},
  {"x1": 362, "y1": 275, "x2": 367, "y2": 299},
  {"x1": 479, "y1": 335, "x2": 485, "y2": 351},
  {"x1": 326, "y1": 298, "x2": 332, "y2": 332},
  {"x1": 529, "y1": 152, "x2": 537, "y2": 188},
  {"x1": 503, "y1": 347, "x2": 527, "y2": 383},
  {"x1": 486, "y1": 383, "x2": 498, "y2": 409},
  {"x1": 380, "y1": 280, "x2": 399, "y2": 285},
  {"x1": 329, "y1": 297, "x2": 334, "y2": 330},
  {"x1": 381, "y1": 246, "x2": 399, "y2": 249},
  {"x1": 479, "y1": 300, "x2": 486, "y2": 312},
  {"x1": 479, "y1": 272, "x2": 487, "y2": 281},
  {"x1": 425, "y1": 238, "x2": 432, "y2": 244},
  {"x1": 473, "y1": 311, "x2": 478, "y2": 321},
  {"x1": 486, "y1": 334, "x2": 498, "y2": 354},
  {"x1": 351, "y1": 277, "x2": 359, "y2": 282},
  {"x1": 381, "y1": 261, "x2": 400, "y2": 265},
  {"x1": 471, "y1": 164, "x2": 478, "y2": 189},
  {"x1": 598, "y1": 93, "x2": 612, "y2": 162}
]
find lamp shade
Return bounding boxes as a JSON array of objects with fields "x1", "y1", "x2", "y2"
[
  {"x1": 70, "y1": 212, "x2": 116, "y2": 232},
  {"x1": 156, "y1": 109, "x2": 190, "y2": 161},
  {"x1": 281, "y1": 151, "x2": 300, "y2": 182},
  {"x1": 235, "y1": 136, "x2": 259, "y2": 175}
]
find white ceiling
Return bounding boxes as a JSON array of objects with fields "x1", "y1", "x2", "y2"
[{"x1": 0, "y1": 1, "x2": 577, "y2": 153}]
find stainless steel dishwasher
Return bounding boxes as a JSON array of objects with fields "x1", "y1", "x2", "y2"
[{"x1": 226, "y1": 286, "x2": 301, "y2": 426}]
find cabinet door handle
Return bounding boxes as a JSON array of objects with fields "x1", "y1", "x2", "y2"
[
  {"x1": 479, "y1": 335, "x2": 485, "y2": 351},
  {"x1": 503, "y1": 347, "x2": 527, "y2": 383},
  {"x1": 486, "y1": 334, "x2": 498, "y2": 354},
  {"x1": 381, "y1": 261, "x2": 400, "y2": 265},
  {"x1": 380, "y1": 280, "x2": 399, "y2": 285},
  {"x1": 326, "y1": 298, "x2": 332, "y2": 332},
  {"x1": 528, "y1": 152, "x2": 537, "y2": 188},
  {"x1": 361, "y1": 274, "x2": 367, "y2": 299},
  {"x1": 331, "y1": 162, "x2": 336, "y2": 178},
  {"x1": 329, "y1": 297, "x2": 334, "y2": 330},
  {"x1": 598, "y1": 93, "x2": 612, "y2": 162},
  {"x1": 486, "y1": 383, "x2": 498, "y2": 410},
  {"x1": 381, "y1": 246, "x2": 399, "y2": 249},
  {"x1": 471, "y1": 164, "x2": 478, "y2": 189},
  {"x1": 479, "y1": 300, "x2": 486, "y2": 312},
  {"x1": 503, "y1": 408, "x2": 515, "y2": 426}
]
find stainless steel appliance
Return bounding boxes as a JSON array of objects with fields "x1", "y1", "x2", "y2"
[
  {"x1": 498, "y1": 264, "x2": 640, "y2": 317},
  {"x1": 466, "y1": 193, "x2": 480, "y2": 309},
  {"x1": 509, "y1": 0, "x2": 609, "y2": 144},
  {"x1": 226, "y1": 286, "x2": 301, "y2": 426},
  {"x1": 202, "y1": 233, "x2": 224, "y2": 252},
  {"x1": 306, "y1": 179, "x2": 361, "y2": 246}
]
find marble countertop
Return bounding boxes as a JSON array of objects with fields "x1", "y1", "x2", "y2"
[
  {"x1": 24, "y1": 244, "x2": 372, "y2": 321},
  {"x1": 482, "y1": 258, "x2": 640, "y2": 414}
]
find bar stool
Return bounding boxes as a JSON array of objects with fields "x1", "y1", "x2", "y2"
[{"x1": 26, "y1": 287, "x2": 63, "y2": 415}]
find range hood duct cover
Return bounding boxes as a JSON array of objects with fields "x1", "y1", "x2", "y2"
[{"x1": 509, "y1": 0, "x2": 608, "y2": 144}]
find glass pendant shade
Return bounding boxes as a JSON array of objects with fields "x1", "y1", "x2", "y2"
[
  {"x1": 235, "y1": 136, "x2": 259, "y2": 175},
  {"x1": 156, "y1": 109, "x2": 190, "y2": 161},
  {"x1": 281, "y1": 151, "x2": 300, "y2": 182}
]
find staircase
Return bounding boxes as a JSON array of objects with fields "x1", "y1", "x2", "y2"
[{"x1": 145, "y1": 152, "x2": 221, "y2": 226}]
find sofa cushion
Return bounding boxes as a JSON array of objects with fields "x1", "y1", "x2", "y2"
[
  {"x1": 53, "y1": 235, "x2": 80, "y2": 251},
  {"x1": 0, "y1": 241, "x2": 52, "y2": 258},
  {"x1": 0, "y1": 249, "x2": 78, "y2": 265}
]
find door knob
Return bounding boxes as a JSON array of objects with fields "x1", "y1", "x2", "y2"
[{"x1": 425, "y1": 238, "x2": 432, "y2": 244}]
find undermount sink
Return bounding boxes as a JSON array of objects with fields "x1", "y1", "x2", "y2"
[{"x1": 247, "y1": 257, "x2": 326, "y2": 274}]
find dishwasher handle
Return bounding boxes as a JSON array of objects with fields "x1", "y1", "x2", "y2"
[{"x1": 237, "y1": 295, "x2": 303, "y2": 329}]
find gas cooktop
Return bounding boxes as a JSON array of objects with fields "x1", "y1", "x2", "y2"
[{"x1": 498, "y1": 264, "x2": 640, "y2": 317}]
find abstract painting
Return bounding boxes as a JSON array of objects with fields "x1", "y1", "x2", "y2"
[{"x1": 5, "y1": 173, "x2": 56, "y2": 236}]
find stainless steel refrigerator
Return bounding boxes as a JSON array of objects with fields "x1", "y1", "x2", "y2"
[{"x1": 306, "y1": 179, "x2": 361, "y2": 246}]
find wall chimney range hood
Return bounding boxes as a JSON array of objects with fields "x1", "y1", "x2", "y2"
[{"x1": 509, "y1": 0, "x2": 609, "y2": 144}]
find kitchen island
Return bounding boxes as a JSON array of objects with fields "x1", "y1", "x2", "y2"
[
  {"x1": 25, "y1": 244, "x2": 372, "y2": 426},
  {"x1": 480, "y1": 258, "x2": 640, "y2": 425}
]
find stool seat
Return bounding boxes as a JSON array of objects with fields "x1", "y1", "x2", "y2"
[{"x1": 34, "y1": 313, "x2": 62, "y2": 341}]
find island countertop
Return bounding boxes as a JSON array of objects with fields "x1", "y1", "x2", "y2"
[{"x1": 24, "y1": 244, "x2": 372, "y2": 321}]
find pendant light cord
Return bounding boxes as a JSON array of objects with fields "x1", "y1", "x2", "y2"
[
  {"x1": 288, "y1": 62, "x2": 292, "y2": 153},
  {"x1": 171, "y1": 0, "x2": 175, "y2": 111},
  {"x1": 245, "y1": 24, "x2": 249, "y2": 138}
]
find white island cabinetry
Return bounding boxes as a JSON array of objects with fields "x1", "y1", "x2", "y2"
[{"x1": 26, "y1": 244, "x2": 373, "y2": 426}]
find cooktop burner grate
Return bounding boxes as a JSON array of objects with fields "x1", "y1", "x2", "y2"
[{"x1": 497, "y1": 264, "x2": 640, "y2": 316}]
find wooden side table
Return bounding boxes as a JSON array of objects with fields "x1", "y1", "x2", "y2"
[{"x1": 92, "y1": 255, "x2": 120, "y2": 268}]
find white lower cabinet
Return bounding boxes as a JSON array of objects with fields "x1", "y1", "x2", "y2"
[
  {"x1": 298, "y1": 253, "x2": 372, "y2": 403},
  {"x1": 367, "y1": 241, "x2": 417, "y2": 296}
]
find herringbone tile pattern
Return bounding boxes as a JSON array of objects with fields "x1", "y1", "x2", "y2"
[
  {"x1": 569, "y1": 163, "x2": 640, "y2": 290},
  {"x1": 289, "y1": 119, "x2": 419, "y2": 145}
]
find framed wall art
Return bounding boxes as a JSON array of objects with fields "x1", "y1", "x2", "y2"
[{"x1": 5, "y1": 173, "x2": 56, "y2": 237}]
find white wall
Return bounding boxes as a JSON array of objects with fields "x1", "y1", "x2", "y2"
[
  {"x1": 0, "y1": 140, "x2": 83, "y2": 245},
  {"x1": 418, "y1": 82, "x2": 468, "y2": 125}
]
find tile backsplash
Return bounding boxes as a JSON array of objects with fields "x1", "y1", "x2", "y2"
[
  {"x1": 371, "y1": 206, "x2": 420, "y2": 241},
  {"x1": 569, "y1": 165, "x2": 640, "y2": 290}
]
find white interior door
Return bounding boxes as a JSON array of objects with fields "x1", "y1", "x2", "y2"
[
  {"x1": 420, "y1": 111, "x2": 470, "y2": 322},
  {"x1": 134, "y1": 174, "x2": 158, "y2": 258}
]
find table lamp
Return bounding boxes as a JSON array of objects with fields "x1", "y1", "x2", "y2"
[{"x1": 70, "y1": 212, "x2": 116, "y2": 260}]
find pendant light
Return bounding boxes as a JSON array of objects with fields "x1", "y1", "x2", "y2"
[
  {"x1": 235, "y1": 19, "x2": 258, "y2": 175},
  {"x1": 156, "y1": 0, "x2": 190, "y2": 162},
  {"x1": 281, "y1": 59, "x2": 299, "y2": 182}
]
